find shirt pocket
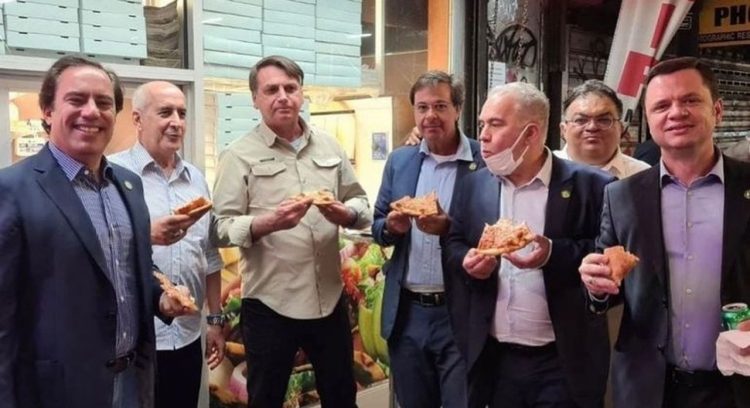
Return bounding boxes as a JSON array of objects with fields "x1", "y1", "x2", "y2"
[
  {"x1": 248, "y1": 162, "x2": 289, "y2": 208},
  {"x1": 310, "y1": 157, "x2": 342, "y2": 193}
]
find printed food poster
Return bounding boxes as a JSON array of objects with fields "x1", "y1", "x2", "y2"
[{"x1": 210, "y1": 234, "x2": 390, "y2": 408}]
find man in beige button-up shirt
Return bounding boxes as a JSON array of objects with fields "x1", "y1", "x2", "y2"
[{"x1": 212, "y1": 55, "x2": 371, "y2": 408}]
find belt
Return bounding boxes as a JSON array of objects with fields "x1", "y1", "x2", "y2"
[
  {"x1": 401, "y1": 289, "x2": 445, "y2": 307},
  {"x1": 667, "y1": 365, "x2": 726, "y2": 388},
  {"x1": 494, "y1": 340, "x2": 557, "y2": 356},
  {"x1": 106, "y1": 351, "x2": 136, "y2": 374}
]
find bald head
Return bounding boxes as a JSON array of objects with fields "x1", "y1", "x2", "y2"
[{"x1": 132, "y1": 81, "x2": 186, "y2": 166}]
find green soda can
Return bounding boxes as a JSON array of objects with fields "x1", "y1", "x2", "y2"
[{"x1": 722, "y1": 303, "x2": 750, "y2": 330}]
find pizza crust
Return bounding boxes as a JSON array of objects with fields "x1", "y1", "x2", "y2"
[
  {"x1": 389, "y1": 192, "x2": 439, "y2": 217},
  {"x1": 154, "y1": 271, "x2": 199, "y2": 313},
  {"x1": 173, "y1": 196, "x2": 213, "y2": 217},
  {"x1": 475, "y1": 218, "x2": 535, "y2": 256},
  {"x1": 604, "y1": 246, "x2": 639, "y2": 286},
  {"x1": 293, "y1": 190, "x2": 336, "y2": 206}
]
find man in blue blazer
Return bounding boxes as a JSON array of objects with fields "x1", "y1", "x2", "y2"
[
  {"x1": 580, "y1": 57, "x2": 750, "y2": 408},
  {"x1": 444, "y1": 82, "x2": 613, "y2": 408},
  {"x1": 0, "y1": 57, "x2": 189, "y2": 408},
  {"x1": 372, "y1": 71, "x2": 483, "y2": 407}
]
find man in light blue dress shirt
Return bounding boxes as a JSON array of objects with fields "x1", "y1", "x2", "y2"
[
  {"x1": 373, "y1": 71, "x2": 484, "y2": 407},
  {"x1": 109, "y1": 81, "x2": 225, "y2": 408}
]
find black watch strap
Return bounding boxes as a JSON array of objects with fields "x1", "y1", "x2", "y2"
[{"x1": 206, "y1": 314, "x2": 225, "y2": 326}]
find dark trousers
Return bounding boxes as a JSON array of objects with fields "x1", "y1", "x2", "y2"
[
  {"x1": 663, "y1": 366, "x2": 734, "y2": 408},
  {"x1": 155, "y1": 337, "x2": 202, "y2": 408},
  {"x1": 388, "y1": 301, "x2": 468, "y2": 408},
  {"x1": 469, "y1": 337, "x2": 579, "y2": 408},
  {"x1": 241, "y1": 296, "x2": 357, "y2": 408}
]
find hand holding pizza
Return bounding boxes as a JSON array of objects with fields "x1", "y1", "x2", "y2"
[
  {"x1": 415, "y1": 202, "x2": 450, "y2": 236},
  {"x1": 318, "y1": 201, "x2": 357, "y2": 226},
  {"x1": 151, "y1": 213, "x2": 195, "y2": 246},
  {"x1": 503, "y1": 234, "x2": 552, "y2": 269},
  {"x1": 579, "y1": 246, "x2": 639, "y2": 297},
  {"x1": 155, "y1": 271, "x2": 199, "y2": 317},
  {"x1": 462, "y1": 248, "x2": 498, "y2": 280}
]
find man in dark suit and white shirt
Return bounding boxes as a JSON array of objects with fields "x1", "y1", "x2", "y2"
[
  {"x1": 0, "y1": 56, "x2": 190, "y2": 408},
  {"x1": 444, "y1": 81, "x2": 613, "y2": 408},
  {"x1": 580, "y1": 57, "x2": 750, "y2": 408}
]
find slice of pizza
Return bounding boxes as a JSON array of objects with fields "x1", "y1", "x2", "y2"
[
  {"x1": 153, "y1": 271, "x2": 199, "y2": 313},
  {"x1": 604, "y1": 246, "x2": 639, "y2": 286},
  {"x1": 389, "y1": 192, "x2": 439, "y2": 217},
  {"x1": 173, "y1": 196, "x2": 213, "y2": 218},
  {"x1": 293, "y1": 189, "x2": 337, "y2": 206},
  {"x1": 475, "y1": 218, "x2": 535, "y2": 256}
]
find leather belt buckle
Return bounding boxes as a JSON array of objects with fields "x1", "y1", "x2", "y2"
[
  {"x1": 106, "y1": 351, "x2": 136, "y2": 374},
  {"x1": 403, "y1": 289, "x2": 445, "y2": 307}
]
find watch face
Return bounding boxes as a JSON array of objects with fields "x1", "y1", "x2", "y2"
[{"x1": 207, "y1": 315, "x2": 225, "y2": 326}]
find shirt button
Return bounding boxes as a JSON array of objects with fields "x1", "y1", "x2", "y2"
[
  {"x1": 686, "y1": 288, "x2": 693, "y2": 294},
  {"x1": 120, "y1": 296, "x2": 125, "y2": 302},
  {"x1": 687, "y1": 255, "x2": 694, "y2": 260},
  {"x1": 685, "y1": 323, "x2": 690, "y2": 329},
  {"x1": 687, "y1": 222, "x2": 693, "y2": 228},
  {"x1": 123, "y1": 331, "x2": 127, "y2": 338}
]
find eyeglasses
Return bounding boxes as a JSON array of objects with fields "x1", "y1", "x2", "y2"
[
  {"x1": 565, "y1": 116, "x2": 619, "y2": 130},
  {"x1": 415, "y1": 103, "x2": 452, "y2": 114}
]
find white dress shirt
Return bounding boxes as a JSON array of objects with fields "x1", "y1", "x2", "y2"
[
  {"x1": 492, "y1": 150, "x2": 555, "y2": 346},
  {"x1": 554, "y1": 145, "x2": 651, "y2": 178}
]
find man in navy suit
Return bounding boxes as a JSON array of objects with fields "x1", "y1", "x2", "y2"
[
  {"x1": 444, "y1": 82, "x2": 613, "y2": 408},
  {"x1": 372, "y1": 71, "x2": 483, "y2": 407},
  {"x1": 0, "y1": 56, "x2": 190, "y2": 408},
  {"x1": 580, "y1": 57, "x2": 750, "y2": 408}
]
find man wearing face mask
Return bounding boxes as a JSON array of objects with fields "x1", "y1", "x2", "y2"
[{"x1": 443, "y1": 82, "x2": 615, "y2": 408}]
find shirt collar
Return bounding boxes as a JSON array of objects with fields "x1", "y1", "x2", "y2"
[
  {"x1": 559, "y1": 144, "x2": 625, "y2": 177},
  {"x1": 659, "y1": 149, "x2": 724, "y2": 187},
  {"x1": 48, "y1": 141, "x2": 113, "y2": 182},
  {"x1": 418, "y1": 131, "x2": 474, "y2": 162},
  {"x1": 131, "y1": 141, "x2": 189, "y2": 181},
  {"x1": 258, "y1": 118, "x2": 310, "y2": 149},
  {"x1": 501, "y1": 147, "x2": 553, "y2": 188}
]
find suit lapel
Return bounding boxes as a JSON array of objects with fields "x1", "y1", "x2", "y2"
[
  {"x1": 721, "y1": 157, "x2": 750, "y2": 292},
  {"x1": 544, "y1": 157, "x2": 572, "y2": 239},
  {"x1": 400, "y1": 149, "x2": 425, "y2": 197},
  {"x1": 33, "y1": 147, "x2": 109, "y2": 276},
  {"x1": 635, "y1": 167, "x2": 668, "y2": 289}
]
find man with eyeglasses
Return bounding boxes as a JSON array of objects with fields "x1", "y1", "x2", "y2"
[
  {"x1": 373, "y1": 70, "x2": 483, "y2": 407},
  {"x1": 555, "y1": 80, "x2": 650, "y2": 179}
]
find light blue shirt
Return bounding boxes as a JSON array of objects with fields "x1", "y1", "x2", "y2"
[
  {"x1": 660, "y1": 154, "x2": 724, "y2": 370},
  {"x1": 110, "y1": 142, "x2": 223, "y2": 350},
  {"x1": 405, "y1": 134, "x2": 473, "y2": 292},
  {"x1": 49, "y1": 142, "x2": 138, "y2": 356}
]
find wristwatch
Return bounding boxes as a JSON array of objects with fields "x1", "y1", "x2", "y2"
[{"x1": 206, "y1": 314, "x2": 226, "y2": 327}]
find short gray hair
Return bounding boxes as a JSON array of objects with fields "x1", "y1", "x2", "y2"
[{"x1": 487, "y1": 82, "x2": 550, "y2": 136}]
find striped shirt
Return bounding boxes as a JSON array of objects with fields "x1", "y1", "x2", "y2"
[
  {"x1": 110, "y1": 142, "x2": 224, "y2": 350},
  {"x1": 49, "y1": 142, "x2": 138, "y2": 356}
]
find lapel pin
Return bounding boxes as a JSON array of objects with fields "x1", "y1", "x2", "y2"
[
  {"x1": 561, "y1": 190, "x2": 571, "y2": 199},
  {"x1": 469, "y1": 162, "x2": 477, "y2": 171},
  {"x1": 124, "y1": 180, "x2": 133, "y2": 191},
  {"x1": 744, "y1": 190, "x2": 750, "y2": 200}
]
